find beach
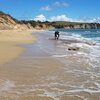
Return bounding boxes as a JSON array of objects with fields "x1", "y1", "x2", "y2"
[
  {"x1": 0, "y1": 30, "x2": 36, "y2": 64},
  {"x1": 0, "y1": 30, "x2": 100, "y2": 100}
]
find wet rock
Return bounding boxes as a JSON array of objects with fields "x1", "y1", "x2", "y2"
[{"x1": 68, "y1": 47, "x2": 80, "y2": 51}]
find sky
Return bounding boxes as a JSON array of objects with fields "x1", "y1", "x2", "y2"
[{"x1": 0, "y1": 0, "x2": 100, "y2": 22}]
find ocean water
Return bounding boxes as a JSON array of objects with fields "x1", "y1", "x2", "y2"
[
  {"x1": 51, "y1": 29, "x2": 100, "y2": 68},
  {"x1": 48, "y1": 29, "x2": 100, "y2": 99},
  {"x1": 52, "y1": 29, "x2": 100, "y2": 42}
]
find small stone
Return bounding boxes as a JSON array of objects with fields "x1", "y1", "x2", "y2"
[{"x1": 68, "y1": 47, "x2": 80, "y2": 51}]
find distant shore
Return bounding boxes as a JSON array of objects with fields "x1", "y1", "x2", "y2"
[{"x1": 0, "y1": 30, "x2": 43, "y2": 64}]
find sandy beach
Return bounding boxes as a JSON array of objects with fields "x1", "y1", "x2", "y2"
[
  {"x1": 0, "y1": 31, "x2": 100, "y2": 100},
  {"x1": 0, "y1": 0, "x2": 100, "y2": 99},
  {"x1": 0, "y1": 30, "x2": 36, "y2": 64}
]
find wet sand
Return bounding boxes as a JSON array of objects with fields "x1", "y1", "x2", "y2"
[{"x1": 0, "y1": 31, "x2": 100, "y2": 100}]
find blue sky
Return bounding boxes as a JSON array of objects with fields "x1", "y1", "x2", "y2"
[{"x1": 0, "y1": 0, "x2": 100, "y2": 22}]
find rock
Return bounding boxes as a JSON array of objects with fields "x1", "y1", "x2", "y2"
[{"x1": 68, "y1": 47, "x2": 80, "y2": 51}]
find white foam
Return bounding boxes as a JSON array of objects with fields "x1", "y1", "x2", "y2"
[
  {"x1": 72, "y1": 33, "x2": 82, "y2": 38},
  {"x1": 52, "y1": 54, "x2": 67, "y2": 58},
  {"x1": 60, "y1": 35, "x2": 75, "y2": 40},
  {"x1": 97, "y1": 31, "x2": 100, "y2": 33},
  {"x1": 60, "y1": 34, "x2": 100, "y2": 68},
  {"x1": 0, "y1": 80, "x2": 15, "y2": 93},
  {"x1": 65, "y1": 32, "x2": 97, "y2": 45},
  {"x1": 43, "y1": 90, "x2": 61, "y2": 100},
  {"x1": 77, "y1": 52, "x2": 88, "y2": 56},
  {"x1": 94, "y1": 82, "x2": 100, "y2": 89},
  {"x1": 87, "y1": 46, "x2": 100, "y2": 67},
  {"x1": 68, "y1": 43, "x2": 91, "y2": 49},
  {"x1": 0, "y1": 80, "x2": 99, "y2": 100},
  {"x1": 71, "y1": 33, "x2": 90, "y2": 42},
  {"x1": 65, "y1": 88, "x2": 100, "y2": 94}
]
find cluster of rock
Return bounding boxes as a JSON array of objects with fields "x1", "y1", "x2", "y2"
[{"x1": 68, "y1": 47, "x2": 80, "y2": 51}]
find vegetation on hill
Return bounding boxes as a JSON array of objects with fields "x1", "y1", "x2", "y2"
[{"x1": 0, "y1": 11, "x2": 100, "y2": 30}]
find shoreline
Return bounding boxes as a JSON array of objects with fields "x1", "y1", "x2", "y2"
[
  {"x1": 0, "y1": 30, "x2": 100, "y2": 100},
  {"x1": 0, "y1": 30, "x2": 43, "y2": 64}
]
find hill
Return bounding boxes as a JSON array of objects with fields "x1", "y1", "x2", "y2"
[
  {"x1": 0, "y1": 11, "x2": 100, "y2": 30},
  {"x1": 0, "y1": 11, "x2": 34, "y2": 30}
]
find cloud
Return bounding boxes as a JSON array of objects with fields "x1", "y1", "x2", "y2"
[
  {"x1": 34, "y1": 14, "x2": 46, "y2": 22},
  {"x1": 93, "y1": 17, "x2": 100, "y2": 23},
  {"x1": 54, "y1": 1, "x2": 69, "y2": 7},
  {"x1": 82, "y1": 17, "x2": 100, "y2": 23},
  {"x1": 50, "y1": 15, "x2": 72, "y2": 21},
  {"x1": 40, "y1": 6, "x2": 51, "y2": 11},
  {"x1": 40, "y1": 1, "x2": 69, "y2": 11},
  {"x1": 50, "y1": 15, "x2": 100, "y2": 23},
  {"x1": 33, "y1": 14, "x2": 100, "y2": 23},
  {"x1": 74, "y1": 17, "x2": 100, "y2": 23}
]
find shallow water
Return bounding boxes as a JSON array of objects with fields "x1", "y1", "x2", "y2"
[{"x1": 0, "y1": 31, "x2": 100, "y2": 100}]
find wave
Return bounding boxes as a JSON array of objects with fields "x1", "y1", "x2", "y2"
[
  {"x1": 97, "y1": 30, "x2": 100, "y2": 33},
  {"x1": 0, "y1": 80, "x2": 15, "y2": 94},
  {"x1": 56, "y1": 32, "x2": 100, "y2": 68},
  {"x1": 85, "y1": 31, "x2": 91, "y2": 33},
  {"x1": 50, "y1": 29, "x2": 100, "y2": 67}
]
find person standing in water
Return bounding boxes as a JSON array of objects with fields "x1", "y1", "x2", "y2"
[{"x1": 54, "y1": 31, "x2": 60, "y2": 40}]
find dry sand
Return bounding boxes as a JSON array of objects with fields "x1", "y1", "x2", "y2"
[{"x1": 0, "y1": 30, "x2": 36, "y2": 64}]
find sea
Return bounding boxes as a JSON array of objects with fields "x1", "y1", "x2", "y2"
[
  {"x1": 48, "y1": 28, "x2": 100, "y2": 99},
  {"x1": 51, "y1": 28, "x2": 100, "y2": 68}
]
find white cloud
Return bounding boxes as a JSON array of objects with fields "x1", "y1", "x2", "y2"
[
  {"x1": 54, "y1": 1, "x2": 69, "y2": 7},
  {"x1": 83, "y1": 17, "x2": 100, "y2": 23},
  {"x1": 40, "y1": 6, "x2": 51, "y2": 11},
  {"x1": 50, "y1": 15, "x2": 72, "y2": 21},
  {"x1": 54, "y1": 1, "x2": 60, "y2": 6},
  {"x1": 33, "y1": 14, "x2": 100, "y2": 23},
  {"x1": 40, "y1": 1, "x2": 69, "y2": 11},
  {"x1": 94, "y1": 17, "x2": 100, "y2": 23},
  {"x1": 62, "y1": 2, "x2": 69, "y2": 7},
  {"x1": 34, "y1": 14, "x2": 46, "y2": 22},
  {"x1": 74, "y1": 17, "x2": 100, "y2": 23}
]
